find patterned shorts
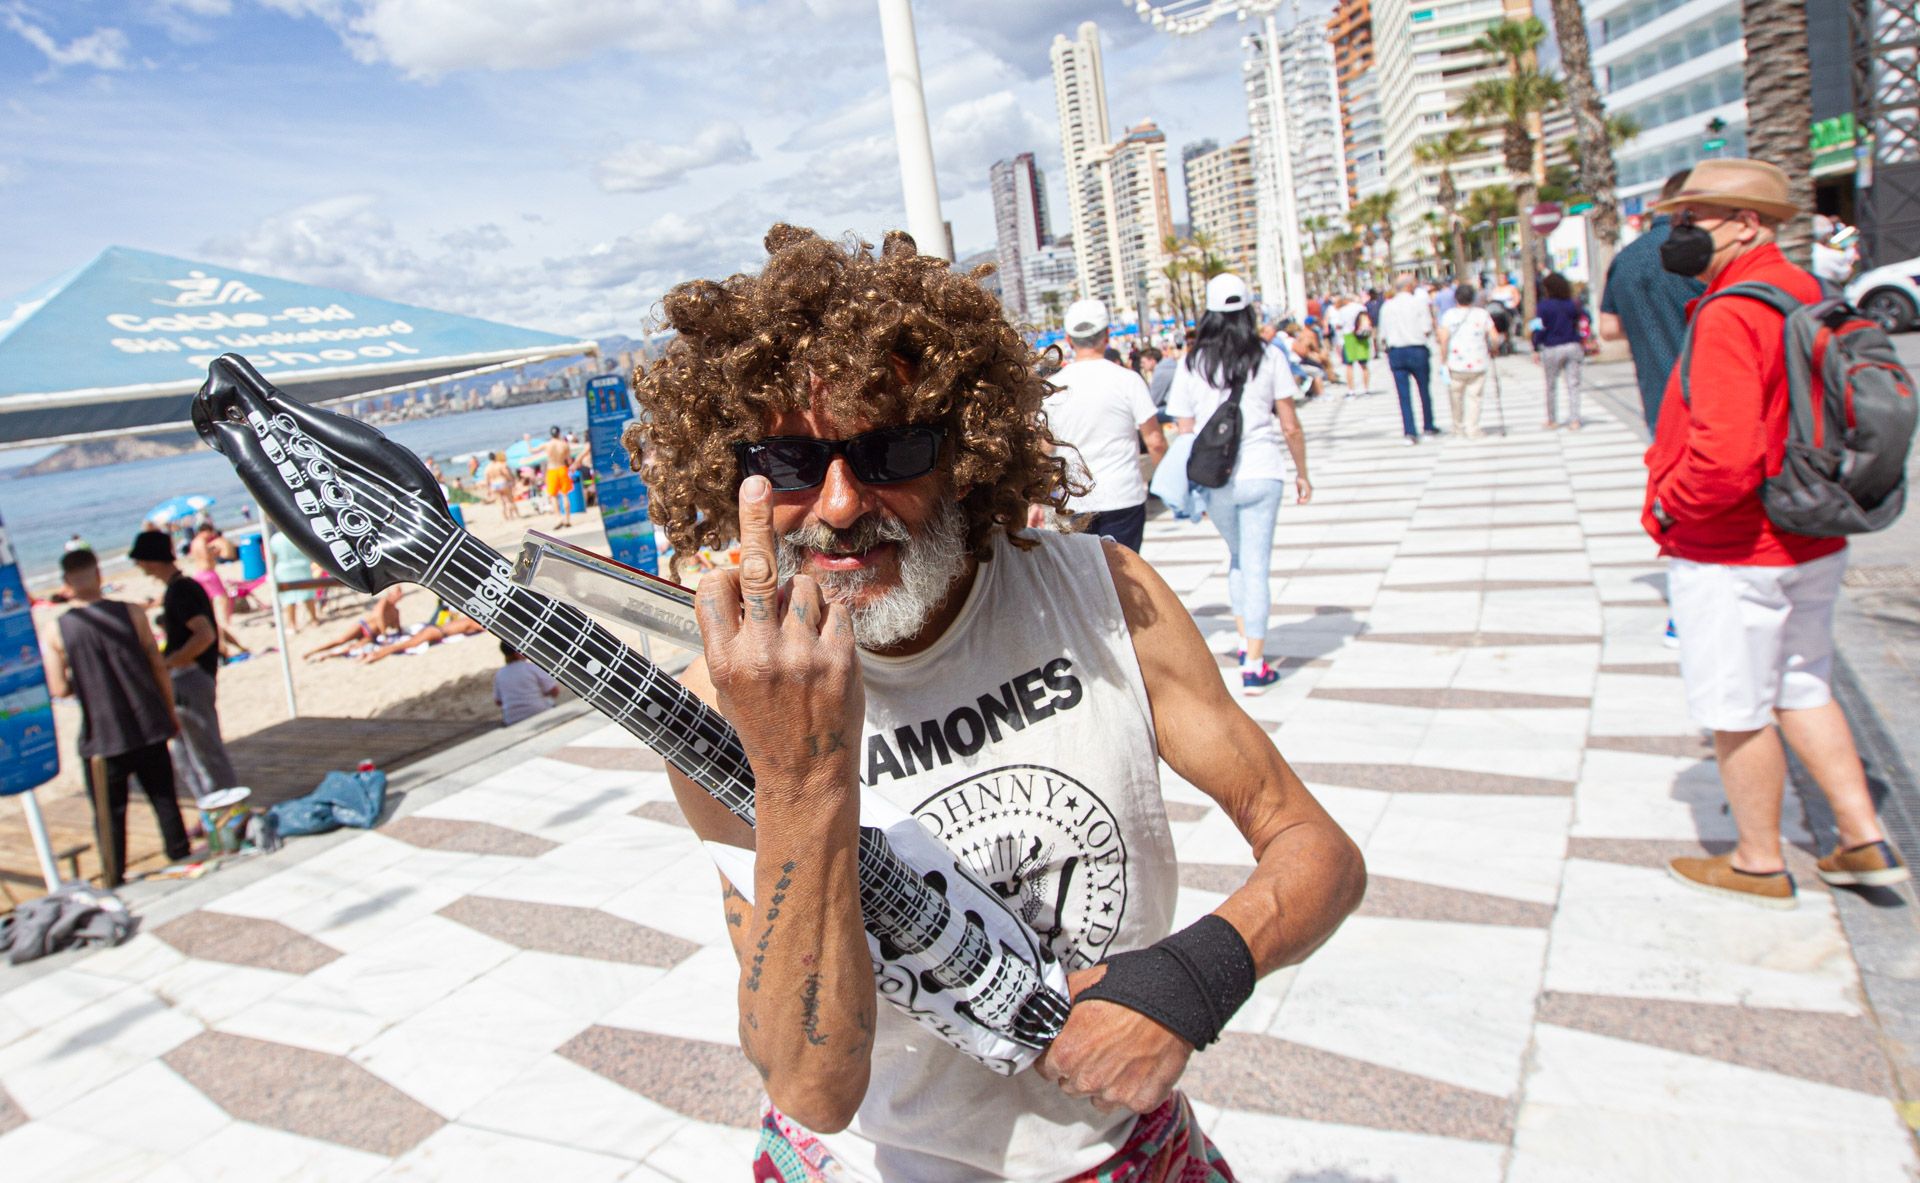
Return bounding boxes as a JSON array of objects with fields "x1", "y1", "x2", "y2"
[{"x1": 752, "y1": 1092, "x2": 1236, "y2": 1183}]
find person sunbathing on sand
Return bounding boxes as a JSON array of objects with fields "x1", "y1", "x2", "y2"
[
  {"x1": 303, "y1": 587, "x2": 407, "y2": 661},
  {"x1": 356, "y1": 610, "x2": 485, "y2": 664}
]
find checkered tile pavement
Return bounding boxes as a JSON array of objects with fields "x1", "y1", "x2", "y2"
[{"x1": 2, "y1": 364, "x2": 1913, "y2": 1181}]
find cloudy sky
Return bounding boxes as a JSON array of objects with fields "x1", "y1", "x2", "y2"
[{"x1": 0, "y1": 0, "x2": 1319, "y2": 340}]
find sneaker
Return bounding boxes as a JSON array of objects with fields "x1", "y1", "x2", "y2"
[
  {"x1": 1668, "y1": 853, "x2": 1798, "y2": 910},
  {"x1": 1241, "y1": 662, "x2": 1282, "y2": 696},
  {"x1": 1403, "y1": 435, "x2": 1418, "y2": 446},
  {"x1": 1816, "y1": 840, "x2": 1911, "y2": 887},
  {"x1": 1662, "y1": 618, "x2": 1680, "y2": 649},
  {"x1": 1422, "y1": 426, "x2": 1443, "y2": 436}
]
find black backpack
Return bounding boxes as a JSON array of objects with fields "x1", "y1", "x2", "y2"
[
  {"x1": 1186, "y1": 376, "x2": 1245, "y2": 489},
  {"x1": 1679, "y1": 282, "x2": 1917, "y2": 537}
]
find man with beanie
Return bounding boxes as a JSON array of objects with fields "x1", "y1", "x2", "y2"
[{"x1": 130, "y1": 529, "x2": 238, "y2": 805}]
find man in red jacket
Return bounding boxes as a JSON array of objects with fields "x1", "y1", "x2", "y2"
[{"x1": 1643, "y1": 158, "x2": 1908, "y2": 909}]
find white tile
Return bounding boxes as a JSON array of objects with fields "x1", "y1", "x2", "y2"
[
  {"x1": 1509, "y1": 1026, "x2": 1915, "y2": 1183},
  {"x1": 70, "y1": 932, "x2": 189, "y2": 984},
  {"x1": 640, "y1": 1118, "x2": 762, "y2": 1181},
  {"x1": 1452, "y1": 645, "x2": 1599, "y2": 697},
  {"x1": 0, "y1": 1121, "x2": 176, "y2": 1183},
  {"x1": 187, "y1": 1120, "x2": 390, "y2": 1182},
  {"x1": 146, "y1": 959, "x2": 299, "y2": 1025},
  {"x1": 1271, "y1": 916, "x2": 1548, "y2": 1097},
  {"x1": 0, "y1": 968, "x2": 131, "y2": 1028},
  {"x1": 0, "y1": 985, "x2": 201, "y2": 1117},
  {"x1": 1273, "y1": 698, "x2": 1434, "y2": 765},
  {"x1": 1204, "y1": 1109, "x2": 1506, "y2": 1183},
  {"x1": 1571, "y1": 748, "x2": 1811, "y2": 845},
  {"x1": 40, "y1": 1060, "x2": 231, "y2": 1153},
  {"x1": 1546, "y1": 859, "x2": 1861, "y2": 1013},
  {"x1": 1587, "y1": 673, "x2": 1696, "y2": 736},
  {"x1": 597, "y1": 945, "x2": 745, "y2": 1046},
  {"x1": 462, "y1": 1054, "x2": 688, "y2": 1161},
  {"x1": 377, "y1": 1122, "x2": 639, "y2": 1180},
  {"x1": 1363, "y1": 793, "x2": 1572, "y2": 905},
  {"x1": 1412, "y1": 709, "x2": 1591, "y2": 785}
]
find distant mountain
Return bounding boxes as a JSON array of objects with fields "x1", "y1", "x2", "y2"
[{"x1": 7, "y1": 431, "x2": 200, "y2": 478}]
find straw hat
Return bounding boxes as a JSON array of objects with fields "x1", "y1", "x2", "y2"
[{"x1": 1651, "y1": 158, "x2": 1800, "y2": 221}]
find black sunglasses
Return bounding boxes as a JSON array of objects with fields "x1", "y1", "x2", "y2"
[{"x1": 734, "y1": 426, "x2": 945, "y2": 491}]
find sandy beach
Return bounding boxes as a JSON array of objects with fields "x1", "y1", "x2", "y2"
[{"x1": 4, "y1": 493, "x2": 681, "y2": 813}]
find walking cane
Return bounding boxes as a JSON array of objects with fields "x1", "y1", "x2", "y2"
[{"x1": 87, "y1": 755, "x2": 122, "y2": 888}]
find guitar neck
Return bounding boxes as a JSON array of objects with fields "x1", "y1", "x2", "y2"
[{"x1": 431, "y1": 533, "x2": 757, "y2": 822}]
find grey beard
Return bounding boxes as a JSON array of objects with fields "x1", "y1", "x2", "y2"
[{"x1": 775, "y1": 498, "x2": 970, "y2": 650}]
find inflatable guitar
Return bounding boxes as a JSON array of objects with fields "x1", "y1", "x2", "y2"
[{"x1": 191, "y1": 355, "x2": 1070, "y2": 1072}]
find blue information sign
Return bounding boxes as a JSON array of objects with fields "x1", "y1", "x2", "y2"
[
  {"x1": 584, "y1": 374, "x2": 660, "y2": 574},
  {"x1": 0, "y1": 503, "x2": 60, "y2": 797}
]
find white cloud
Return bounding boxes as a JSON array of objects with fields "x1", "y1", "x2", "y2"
[
  {"x1": 440, "y1": 222, "x2": 511, "y2": 253},
  {"x1": 595, "y1": 121, "x2": 755, "y2": 195},
  {"x1": 259, "y1": 0, "x2": 746, "y2": 78},
  {"x1": 3, "y1": 7, "x2": 132, "y2": 70}
]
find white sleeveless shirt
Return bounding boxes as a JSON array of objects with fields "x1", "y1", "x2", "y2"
[{"x1": 814, "y1": 530, "x2": 1179, "y2": 1183}]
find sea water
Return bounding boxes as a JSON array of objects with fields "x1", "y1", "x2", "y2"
[{"x1": 0, "y1": 399, "x2": 593, "y2": 584}]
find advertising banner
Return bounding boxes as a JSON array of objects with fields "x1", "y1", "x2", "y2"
[
  {"x1": 584, "y1": 374, "x2": 659, "y2": 574},
  {"x1": 0, "y1": 503, "x2": 60, "y2": 796}
]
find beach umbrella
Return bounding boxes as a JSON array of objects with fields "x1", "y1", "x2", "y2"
[{"x1": 146, "y1": 494, "x2": 216, "y2": 526}]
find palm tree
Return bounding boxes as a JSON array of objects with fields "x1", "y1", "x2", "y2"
[
  {"x1": 1457, "y1": 16, "x2": 1564, "y2": 321},
  {"x1": 1546, "y1": 0, "x2": 1622, "y2": 298},
  {"x1": 1348, "y1": 191, "x2": 1397, "y2": 284},
  {"x1": 1741, "y1": 0, "x2": 1814, "y2": 262},
  {"x1": 1038, "y1": 289, "x2": 1065, "y2": 330},
  {"x1": 1463, "y1": 184, "x2": 1518, "y2": 274},
  {"x1": 1414, "y1": 129, "x2": 1478, "y2": 279}
]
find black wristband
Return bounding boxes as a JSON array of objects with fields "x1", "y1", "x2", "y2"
[{"x1": 1072, "y1": 914, "x2": 1256, "y2": 1049}]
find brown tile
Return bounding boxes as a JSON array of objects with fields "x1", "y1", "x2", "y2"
[
  {"x1": 1212, "y1": 652, "x2": 1332, "y2": 672},
  {"x1": 1357, "y1": 631, "x2": 1601, "y2": 647},
  {"x1": 1269, "y1": 567, "x2": 1388, "y2": 578},
  {"x1": 1395, "y1": 549, "x2": 1586, "y2": 559},
  {"x1": 1194, "y1": 604, "x2": 1355, "y2": 618},
  {"x1": 1388, "y1": 580, "x2": 1591, "y2": 593},
  {"x1": 382, "y1": 816, "x2": 558, "y2": 858},
  {"x1": 547, "y1": 744, "x2": 667, "y2": 772},
  {"x1": 1598, "y1": 662, "x2": 1681, "y2": 675},
  {"x1": 1590, "y1": 559, "x2": 1667, "y2": 569},
  {"x1": 1358, "y1": 875, "x2": 1554, "y2": 928},
  {"x1": 152, "y1": 912, "x2": 341, "y2": 975},
  {"x1": 1586, "y1": 734, "x2": 1713, "y2": 758},
  {"x1": 1292, "y1": 762, "x2": 1574, "y2": 796},
  {"x1": 1164, "y1": 801, "x2": 1213, "y2": 823},
  {"x1": 559, "y1": 1026, "x2": 762, "y2": 1128},
  {"x1": 630, "y1": 800, "x2": 692, "y2": 828},
  {"x1": 1269, "y1": 537, "x2": 1409, "y2": 550},
  {"x1": 165, "y1": 1031, "x2": 442, "y2": 1156},
  {"x1": 1182, "y1": 1032, "x2": 1512, "y2": 1142},
  {"x1": 1311, "y1": 687, "x2": 1590, "y2": 710},
  {"x1": 1536, "y1": 993, "x2": 1892, "y2": 1094},
  {"x1": 438, "y1": 896, "x2": 698, "y2": 967},
  {"x1": 0, "y1": 1083, "x2": 24, "y2": 1137},
  {"x1": 1179, "y1": 862, "x2": 1252, "y2": 894}
]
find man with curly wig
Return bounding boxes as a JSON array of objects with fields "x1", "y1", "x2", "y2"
[{"x1": 630, "y1": 224, "x2": 1364, "y2": 1183}]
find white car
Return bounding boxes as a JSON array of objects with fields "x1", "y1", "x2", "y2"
[{"x1": 1847, "y1": 255, "x2": 1920, "y2": 332}]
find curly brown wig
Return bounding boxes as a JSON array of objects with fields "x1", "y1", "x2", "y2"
[{"x1": 623, "y1": 224, "x2": 1081, "y2": 564}]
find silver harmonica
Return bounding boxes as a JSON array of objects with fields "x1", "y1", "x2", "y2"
[{"x1": 509, "y1": 530, "x2": 702, "y2": 651}]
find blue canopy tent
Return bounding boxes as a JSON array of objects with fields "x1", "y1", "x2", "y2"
[{"x1": 0, "y1": 247, "x2": 599, "y2": 447}]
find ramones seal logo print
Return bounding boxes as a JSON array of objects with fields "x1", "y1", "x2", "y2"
[{"x1": 912, "y1": 764, "x2": 1128, "y2": 971}]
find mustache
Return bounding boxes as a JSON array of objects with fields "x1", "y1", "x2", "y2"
[{"x1": 781, "y1": 514, "x2": 912, "y2": 555}]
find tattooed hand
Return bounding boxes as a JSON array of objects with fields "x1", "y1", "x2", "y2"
[{"x1": 697, "y1": 474, "x2": 864, "y2": 809}]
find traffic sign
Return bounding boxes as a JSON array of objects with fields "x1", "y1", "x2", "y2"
[
  {"x1": 1529, "y1": 202, "x2": 1564, "y2": 234},
  {"x1": 1704, "y1": 137, "x2": 1727, "y2": 151}
]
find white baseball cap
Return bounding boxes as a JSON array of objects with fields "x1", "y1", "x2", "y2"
[
  {"x1": 1205, "y1": 273, "x2": 1252, "y2": 312},
  {"x1": 1064, "y1": 298, "x2": 1109, "y2": 337}
]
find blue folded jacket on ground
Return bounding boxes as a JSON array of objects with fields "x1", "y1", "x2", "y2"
[{"x1": 266, "y1": 769, "x2": 389, "y2": 837}]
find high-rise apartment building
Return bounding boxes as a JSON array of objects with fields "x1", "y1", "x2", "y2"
[
  {"x1": 1277, "y1": 16, "x2": 1351, "y2": 232},
  {"x1": 1330, "y1": 0, "x2": 1379, "y2": 205},
  {"x1": 1023, "y1": 240, "x2": 1079, "y2": 326},
  {"x1": 1180, "y1": 138, "x2": 1219, "y2": 227},
  {"x1": 1373, "y1": 0, "x2": 1536, "y2": 264},
  {"x1": 1185, "y1": 138, "x2": 1261, "y2": 283},
  {"x1": 1077, "y1": 121, "x2": 1176, "y2": 318},
  {"x1": 989, "y1": 153, "x2": 1051, "y2": 323},
  {"x1": 1050, "y1": 21, "x2": 1113, "y2": 299},
  {"x1": 1588, "y1": 0, "x2": 1747, "y2": 207}
]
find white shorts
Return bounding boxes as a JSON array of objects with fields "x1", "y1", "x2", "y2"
[{"x1": 1668, "y1": 550, "x2": 1847, "y2": 732}]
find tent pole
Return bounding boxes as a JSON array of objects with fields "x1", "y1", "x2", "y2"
[{"x1": 263, "y1": 514, "x2": 299, "y2": 719}]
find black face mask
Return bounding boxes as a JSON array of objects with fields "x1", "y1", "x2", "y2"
[{"x1": 1660, "y1": 222, "x2": 1717, "y2": 278}]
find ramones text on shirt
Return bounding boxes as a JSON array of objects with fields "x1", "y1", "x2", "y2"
[{"x1": 865, "y1": 658, "x2": 1084, "y2": 784}]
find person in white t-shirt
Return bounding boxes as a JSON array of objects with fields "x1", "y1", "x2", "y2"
[
  {"x1": 1436, "y1": 283, "x2": 1503, "y2": 439},
  {"x1": 1328, "y1": 294, "x2": 1371, "y2": 396},
  {"x1": 1043, "y1": 298, "x2": 1168, "y2": 551},
  {"x1": 1167, "y1": 274, "x2": 1314, "y2": 695},
  {"x1": 493, "y1": 641, "x2": 560, "y2": 725}
]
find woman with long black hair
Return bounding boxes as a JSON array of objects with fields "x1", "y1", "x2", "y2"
[{"x1": 1167, "y1": 275, "x2": 1314, "y2": 695}]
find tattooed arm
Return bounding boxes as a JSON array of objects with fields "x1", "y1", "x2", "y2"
[{"x1": 666, "y1": 474, "x2": 876, "y2": 1133}]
